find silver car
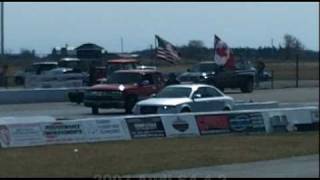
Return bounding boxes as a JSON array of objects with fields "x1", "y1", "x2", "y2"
[{"x1": 132, "y1": 84, "x2": 234, "y2": 114}]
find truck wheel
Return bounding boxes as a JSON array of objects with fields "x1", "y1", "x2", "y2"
[
  {"x1": 125, "y1": 96, "x2": 137, "y2": 114},
  {"x1": 92, "y1": 107, "x2": 99, "y2": 115},
  {"x1": 240, "y1": 79, "x2": 254, "y2": 93}
]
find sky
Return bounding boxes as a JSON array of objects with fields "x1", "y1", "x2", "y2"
[{"x1": 3, "y1": 2, "x2": 319, "y2": 55}]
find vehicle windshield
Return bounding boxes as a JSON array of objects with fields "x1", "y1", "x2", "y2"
[
  {"x1": 190, "y1": 63, "x2": 218, "y2": 72},
  {"x1": 106, "y1": 63, "x2": 137, "y2": 75},
  {"x1": 156, "y1": 87, "x2": 192, "y2": 98},
  {"x1": 106, "y1": 72, "x2": 142, "y2": 84}
]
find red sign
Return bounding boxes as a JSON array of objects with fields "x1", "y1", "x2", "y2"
[{"x1": 196, "y1": 115, "x2": 230, "y2": 135}]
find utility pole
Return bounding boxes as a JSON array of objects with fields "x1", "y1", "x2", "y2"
[
  {"x1": 295, "y1": 54, "x2": 299, "y2": 88},
  {"x1": 120, "y1": 37, "x2": 124, "y2": 53},
  {"x1": 0, "y1": 2, "x2": 3, "y2": 56},
  {"x1": 271, "y1": 38, "x2": 274, "y2": 58}
]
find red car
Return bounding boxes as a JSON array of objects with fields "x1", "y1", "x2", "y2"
[{"x1": 84, "y1": 69, "x2": 165, "y2": 114}]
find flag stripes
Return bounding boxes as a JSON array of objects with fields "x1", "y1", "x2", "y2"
[{"x1": 155, "y1": 35, "x2": 181, "y2": 64}]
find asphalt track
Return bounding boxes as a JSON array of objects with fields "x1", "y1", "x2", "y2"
[
  {"x1": 0, "y1": 87, "x2": 318, "y2": 120},
  {"x1": 135, "y1": 155, "x2": 319, "y2": 178}
]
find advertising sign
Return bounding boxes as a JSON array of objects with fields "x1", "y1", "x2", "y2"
[
  {"x1": 41, "y1": 121, "x2": 86, "y2": 144},
  {"x1": 161, "y1": 115, "x2": 200, "y2": 137},
  {"x1": 311, "y1": 110, "x2": 319, "y2": 123},
  {"x1": 267, "y1": 111, "x2": 290, "y2": 132},
  {"x1": 196, "y1": 115, "x2": 230, "y2": 135},
  {"x1": 0, "y1": 123, "x2": 45, "y2": 148},
  {"x1": 125, "y1": 117, "x2": 166, "y2": 139},
  {"x1": 83, "y1": 118, "x2": 130, "y2": 142},
  {"x1": 229, "y1": 112, "x2": 265, "y2": 132}
]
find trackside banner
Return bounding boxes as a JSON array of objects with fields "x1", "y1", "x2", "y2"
[
  {"x1": 0, "y1": 123, "x2": 45, "y2": 148},
  {"x1": 82, "y1": 118, "x2": 131, "y2": 142},
  {"x1": 0, "y1": 107, "x2": 318, "y2": 148},
  {"x1": 161, "y1": 115, "x2": 200, "y2": 137},
  {"x1": 125, "y1": 116, "x2": 166, "y2": 139}
]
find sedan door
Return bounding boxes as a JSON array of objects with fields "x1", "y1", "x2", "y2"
[
  {"x1": 190, "y1": 87, "x2": 213, "y2": 112},
  {"x1": 202, "y1": 87, "x2": 228, "y2": 111}
]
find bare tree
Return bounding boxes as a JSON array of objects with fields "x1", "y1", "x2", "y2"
[
  {"x1": 283, "y1": 34, "x2": 305, "y2": 60},
  {"x1": 188, "y1": 40, "x2": 205, "y2": 48}
]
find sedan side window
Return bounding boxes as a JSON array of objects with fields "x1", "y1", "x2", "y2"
[
  {"x1": 192, "y1": 87, "x2": 206, "y2": 99},
  {"x1": 204, "y1": 87, "x2": 223, "y2": 97}
]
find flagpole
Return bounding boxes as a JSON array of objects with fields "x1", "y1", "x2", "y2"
[
  {"x1": 154, "y1": 35, "x2": 157, "y2": 67},
  {"x1": 213, "y1": 35, "x2": 216, "y2": 62}
]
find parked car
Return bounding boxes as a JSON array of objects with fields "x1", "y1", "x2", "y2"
[
  {"x1": 14, "y1": 62, "x2": 58, "y2": 85},
  {"x1": 84, "y1": 69, "x2": 166, "y2": 114},
  {"x1": 132, "y1": 84, "x2": 234, "y2": 115}
]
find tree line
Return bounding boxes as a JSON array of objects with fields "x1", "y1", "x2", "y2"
[
  {"x1": 1, "y1": 33, "x2": 318, "y2": 65},
  {"x1": 134, "y1": 34, "x2": 319, "y2": 64}
]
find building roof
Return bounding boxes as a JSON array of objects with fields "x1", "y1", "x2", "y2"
[{"x1": 76, "y1": 43, "x2": 104, "y2": 51}]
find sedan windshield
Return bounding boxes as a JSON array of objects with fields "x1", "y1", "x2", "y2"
[
  {"x1": 106, "y1": 72, "x2": 142, "y2": 84},
  {"x1": 156, "y1": 87, "x2": 192, "y2": 98}
]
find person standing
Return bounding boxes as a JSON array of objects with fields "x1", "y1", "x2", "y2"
[
  {"x1": 165, "y1": 73, "x2": 180, "y2": 86},
  {"x1": 88, "y1": 64, "x2": 96, "y2": 86},
  {"x1": 255, "y1": 61, "x2": 265, "y2": 88}
]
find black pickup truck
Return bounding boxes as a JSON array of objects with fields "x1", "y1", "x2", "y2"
[{"x1": 177, "y1": 61, "x2": 256, "y2": 93}]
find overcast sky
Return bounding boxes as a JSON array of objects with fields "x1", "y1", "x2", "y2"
[{"x1": 3, "y1": 2, "x2": 319, "y2": 54}]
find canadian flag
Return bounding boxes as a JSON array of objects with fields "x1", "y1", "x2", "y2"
[{"x1": 213, "y1": 35, "x2": 235, "y2": 70}]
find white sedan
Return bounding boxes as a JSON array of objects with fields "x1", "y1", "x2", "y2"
[{"x1": 132, "y1": 84, "x2": 234, "y2": 114}]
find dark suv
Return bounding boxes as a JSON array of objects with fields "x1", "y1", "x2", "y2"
[{"x1": 84, "y1": 69, "x2": 165, "y2": 114}]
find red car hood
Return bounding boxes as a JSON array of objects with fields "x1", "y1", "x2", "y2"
[{"x1": 89, "y1": 84, "x2": 138, "y2": 91}]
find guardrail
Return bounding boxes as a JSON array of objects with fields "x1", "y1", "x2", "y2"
[
  {"x1": 0, "y1": 87, "x2": 86, "y2": 104},
  {"x1": 0, "y1": 106, "x2": 318, "y2": 148}
]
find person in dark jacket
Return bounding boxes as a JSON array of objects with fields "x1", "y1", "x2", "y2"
[
  {"x1": 89, "y1": 64, "x2": 96, "y2": 86},
  {"x1": 165, "y1": 73, "x2": 180, "y2": 86},
  {"x1": 255, "y1": 61, "x2": 265, "y2": 88}
]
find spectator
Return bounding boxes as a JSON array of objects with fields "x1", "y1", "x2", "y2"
[
  {"x1": 88, "y1": 64, "x2": 96, "y2": 86},
  {"x1": 255, "y1": 61, "x2": 265, "y2": 88},
  {"x1": 0, "y1": 65, "x2": 9, "y2": 88},
  {"x1": 165, "y1": 73, "x2": 180, "y2": 86}
]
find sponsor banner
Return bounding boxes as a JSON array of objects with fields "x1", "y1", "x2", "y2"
[
  {"x1": 267, "y1": 111, "x2": 291, "y2": 132},
  {"x1": 283, "y1": 109, "x2": 313, "y2": 125},
  {"x1": 82, "y1": 118, "x2": 130, "y2": 142},
  {"x1": 161, "y1": 115, "x2": 200, "y2": 137},
  {"x1": 195, "y1": 115, "x2": 230, "y2": 135},
  {"x1": 311, "y1": 110, "x2": 319, "y2": 123},
  {"x1": 0, "y1": 123, "x2": 45, "y2": 148},
  {"x1": 229, "y1": 112, "x2": 265, "y2": 132},
  {"x1": 41, "y1": 121, "x2": 86, "y2": 144},
  {"x1": 126, "y1": 117, "x2": 166, "y2": 139}
]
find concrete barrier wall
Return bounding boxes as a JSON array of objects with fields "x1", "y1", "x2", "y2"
[
  {"x1": 0, "y1": 106, "x2": 318, "y2": 148},
  {"x1": 233, "y1": 101, "x2": 279, "y2": 110},
  {"x1": 0, "y1": 88, "x2": 86, "y2": 104}
]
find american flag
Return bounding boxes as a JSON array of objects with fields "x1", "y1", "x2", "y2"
[{"x1": 155, "y1": 35, "x2": 181, "y2": 64}]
